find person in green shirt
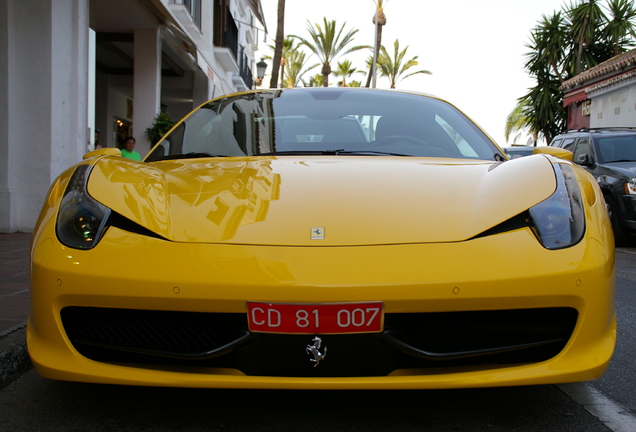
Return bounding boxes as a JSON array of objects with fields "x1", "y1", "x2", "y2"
[{"x1": 121, "y1": 136, "x2": 141, "y2": 161}]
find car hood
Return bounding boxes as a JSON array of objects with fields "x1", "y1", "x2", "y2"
[
  {"x1": 600, "y1": 161, "x2": 636, "y2": 176},
  {"x1": 87, "y1": 155, "x2": 557, "y2": 246}
]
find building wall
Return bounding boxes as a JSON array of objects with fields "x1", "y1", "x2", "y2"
[
  {"x1": 589, "y1": 77, "x2": 636, "y2": 128},
  {"x1": 566, "y1": 101, "x2": 590, "y2": 130},
  {"x1": 0, "y1": 0, "x2": 16, "y2": 230},
  {"x1": 0, "y1": 0, "x2": 89, "y2": 232},
  {"x1": 0, "y1": 0, "x2": 263, "y2": 233}
]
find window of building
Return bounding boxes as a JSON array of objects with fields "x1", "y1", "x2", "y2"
[{"x1": 184, "y1": 0, "x2": 201, "y2": 28}]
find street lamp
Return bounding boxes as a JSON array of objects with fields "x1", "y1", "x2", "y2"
[{"x1": 255, "y1": 58, "x2": 268, "y2": 87}]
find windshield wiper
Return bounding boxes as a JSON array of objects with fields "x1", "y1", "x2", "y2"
[
  {"x1": 259, "y1": 149, "x2": 410, "y2": 156},
  {"x1": 259, "y1": 150, "x2": 333, "y2": 156},
  {"x1": 329, "y1": 150, "x2": 411, "y2": 156}
]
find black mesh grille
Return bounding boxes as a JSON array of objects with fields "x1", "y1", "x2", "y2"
[
  {"x1": 61, "y1": 306, "x2": 577, "y2": 377},
  {"x1": 383, "y1": 308, "x2": 577, "y2": 363},
  {"x1": 61, "y1": 307, "x2": 248, "y2": 360}
]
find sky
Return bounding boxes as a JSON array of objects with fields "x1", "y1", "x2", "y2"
[{"x1": 254, "y1": 0, "x2": 569, "y2": 146}]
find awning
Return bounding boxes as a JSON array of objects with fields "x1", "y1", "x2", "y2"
[
  {"x1": 161, "y1": 22, "x2": 198, "y2": 72},
  {"x1": 563, "y1": 90, "x2": 588, "y2": 106},
  {"x1": 248, "y1": 0, "x2": 268, "y2": 34}
]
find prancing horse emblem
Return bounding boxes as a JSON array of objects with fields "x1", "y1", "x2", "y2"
[{"x1": 306, "y1": 336, "x2": 327, "y2": 367}]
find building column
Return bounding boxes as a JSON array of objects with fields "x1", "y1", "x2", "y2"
[
  {"x1": 133, "y1": 28, "x2": 162, "y2": 156},
  {"x1": 0, "y1": 0, "x2": 89, "y2": 232},
  {"x1": 193, "y1": 67, "x2": 214, "y2": 109},
  {"x1": 0, "y1": 0, "x2": 16, "y2": 231}
]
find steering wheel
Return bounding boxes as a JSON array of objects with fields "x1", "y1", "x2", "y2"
[{"x1": 373, "y1": 135, "x2": 429, "y2": 146}]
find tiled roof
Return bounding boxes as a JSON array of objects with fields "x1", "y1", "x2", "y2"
[{"x1": 560, "y1": 49, "x2": 636, "y2": 91}]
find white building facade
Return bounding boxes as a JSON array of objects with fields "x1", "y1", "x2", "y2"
[
  {"x1": 0, "y1": 0, "x2": 267, "y2": 233},
  {"x1": 561, "y1": 50, "x2": 636, "y2": 131}
]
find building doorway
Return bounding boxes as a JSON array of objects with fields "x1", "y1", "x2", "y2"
[{"x1": 114, "y1": 118, "x2": 132, "y2": 149}]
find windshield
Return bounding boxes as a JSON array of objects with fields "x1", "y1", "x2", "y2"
[
  {"x1": 597, "y1": 135, "x2": 636, "y2": 163},
  {"x1": 146, "y1": 88, "x2": 501, "y2": 161}
]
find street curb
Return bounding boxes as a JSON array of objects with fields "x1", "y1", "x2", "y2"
[{"x1": 0, "y1": 326, "x2": 31, "y2": 389}]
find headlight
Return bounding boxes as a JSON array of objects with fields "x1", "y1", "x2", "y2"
[
  {"x1": 56, "y1": 164, "x2": 110, "y2": 249},
  {"x1": 529, "y1": 164, "x2": 585, "y2": 250},
  {"x1": 624, "y1": 178, "x2": 636, "y2": 195}
]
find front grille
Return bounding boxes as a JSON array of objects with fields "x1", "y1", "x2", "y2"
[
  {"x1": 382, "y1": 308, "x2": 577, "y2": 363},
  {"x1": 61, "y1": 307, "x2": 578, "y2": 377},
  {"x1": 60, "y1": 307, "x2": 249, "y2": 361}
]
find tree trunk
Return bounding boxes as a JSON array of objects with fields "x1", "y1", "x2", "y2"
[
  {"x1": 321, "y1": 62, "x2": 331, "y2": 87},
  {"x1": 269, "y1": 0, "x2": 285, "y2": 88},
  {"x1": 279, "y1": 58, "x2": 286, "y2": 88},
  {"x1": 373, "y1": 24, "x2": 382, "y2": 87},
  {"x1": 366, "y1": 25, "x2": 383, "y2": 88},
  {"x1": 366, "y1": 10, "x2": 383, "y2": 88},
  {"x1": 575, "y1": 14, "x2": 589, "y2": 76}
]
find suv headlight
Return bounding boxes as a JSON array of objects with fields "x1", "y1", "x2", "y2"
[
  {"x1": 528, "y1": 164, "x2": 585, "y2": 250},
  {"x1": 624, "y1": 178, "x2": 636, "y2": 195},
  {"x1": 56, "y1": 164, "x2": 110, "y2": 249}
]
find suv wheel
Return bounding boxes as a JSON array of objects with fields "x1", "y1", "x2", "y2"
[{"x1": 605, "y1": 196, "x2": 631, "y2": 246}]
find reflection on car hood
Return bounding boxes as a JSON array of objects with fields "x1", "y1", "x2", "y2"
[{"x1": 87, "y1": 155, "x2": 557, "y2": 246}]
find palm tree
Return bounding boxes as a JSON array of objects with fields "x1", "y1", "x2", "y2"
[
  {"x1": 269, "y1": 0, "x2": 286, "y2": 88},
  {"x1": 303, "y1": 73, "x2": 324, "y2": 87},
  {"x1": 602, "y1": 0, "x2": 636, "y2": 55},
  {"x1": 524, "y1": 12, "x2": 569, "y2": 83},
  {"x1": 518, "y1": 12, "x2": 571, "y2": 144},
  {"x1": 333, "y1": 59, "x2": 361, "y2": 87},
  {"x1": 504, "y1": 99, "x2": 539, "y2": 145},
  {"x1": 366, "y1": 0, "x2": 387, "y2": 88},
  {"x1": 376, "y1": 39, "x2": 431, "y2": 88},
  {"x1": 568, "y1": 0, "x2": 605, "y2": 75},
  {"x1": 269, "y1": 37, "x2": 297, "y2": 88},
  {"x1": 511, "y1": 0, "x2": 636, "y2": 143},
  {"x1": 519, "y1": 75, "x2": 566, "y2": 145},
  {"x1": 283, "y1": 49, "x2": 319, "y2": 88},
  {"x1": 292, "y1": 18, "x2": 369, "y2": 87}
]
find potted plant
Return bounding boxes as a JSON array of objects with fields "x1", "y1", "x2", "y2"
[{"x1": 145, "y1": 112, "x2": 175, "y2": 145}]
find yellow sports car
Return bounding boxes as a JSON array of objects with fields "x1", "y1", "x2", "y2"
[{"x1": 28, "y1": 88, "x2": 616, "y2": 389}]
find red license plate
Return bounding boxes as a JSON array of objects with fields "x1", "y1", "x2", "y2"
[{"x1": 247, "y1": 302, "x2": 384, "y2": 334}]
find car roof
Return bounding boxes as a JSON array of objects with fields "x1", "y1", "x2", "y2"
[{"x1": 554, "y1": 128, "x2": 636, "y2": 138}]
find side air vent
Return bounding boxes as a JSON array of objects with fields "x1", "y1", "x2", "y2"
[
  {"x1": 471, "y1": 212, "x2": 530, "y2": 240},
  {"x1": 107, "y1": 211, "x2": 165, "y2": 240}
]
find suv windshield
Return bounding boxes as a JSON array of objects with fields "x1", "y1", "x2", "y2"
[
  {"x1": 597, "y1": 135, "x2": 636, "y2": 163},
  {"x1": 146, "y1": 88, "x2": 500, "y2": 161}
]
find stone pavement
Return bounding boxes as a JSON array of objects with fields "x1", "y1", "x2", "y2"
[
  {"x1": 0, "y1": 233, "x2": 31, "y2": 336},
  {"x1": 0, "y1": 233, "x2": 32, "y2": 388}
]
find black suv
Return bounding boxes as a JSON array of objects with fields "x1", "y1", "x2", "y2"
[{"x1": 550, "y1": 128, "x2": 636, "y2": 245}]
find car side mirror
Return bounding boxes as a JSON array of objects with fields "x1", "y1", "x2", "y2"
[{"x1": 576, "y1": 153, "x2": 592, "y2": 166}]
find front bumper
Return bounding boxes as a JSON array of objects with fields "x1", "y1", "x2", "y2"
[
  {"x1": 28, "y1": 227, "x2": 616, "y2": 389},
  {"x1": 619, "y1": 194, "x2": 636, "y2": 231}
]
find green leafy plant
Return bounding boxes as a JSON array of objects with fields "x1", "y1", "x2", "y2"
[{"x1": 145, "y1": 112, "x2": 175, "y2": 145}]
